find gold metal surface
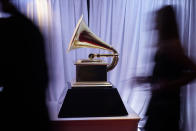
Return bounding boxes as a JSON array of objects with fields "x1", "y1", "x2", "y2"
[{"x1": 71, "y1": 81, "x2": 112, "y2": 88}]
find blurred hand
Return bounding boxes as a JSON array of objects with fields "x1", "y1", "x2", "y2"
[{"x1": 132, "y1": 76, "x2": 152, "y2": 85}]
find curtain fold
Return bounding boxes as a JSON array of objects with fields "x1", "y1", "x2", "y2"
[{"x1": 6, "y1": 0, "x2": 196, "y2": 131}]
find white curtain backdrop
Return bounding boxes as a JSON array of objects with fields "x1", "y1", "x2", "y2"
[
  {"x1": 89, "y1": 1, "x2": 196, "y2": 130},
  {"x1": 7, "y1": 0, "x2": 196, "y2": 131}
]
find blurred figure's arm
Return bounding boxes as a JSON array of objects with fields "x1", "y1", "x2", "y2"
[
  {"x1": 132, "y1": 76, "x2": 153, "y2": 86},
  {"x1": 170, "y1": 40, "x2": 196, "y2": 71},
  {"x1": 159, "y1": 71, "x2": 196, "y2": 89},
  {"x1": 160, "y1": 40, "x2": 196, "y2": 88}
]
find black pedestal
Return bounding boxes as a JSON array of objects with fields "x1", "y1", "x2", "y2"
[{"x1": 58, "y1": 87, "x2": 128, "y2": 118}]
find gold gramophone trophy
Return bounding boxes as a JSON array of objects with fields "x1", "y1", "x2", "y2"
[
  {"x1": 58, "y1": 15, "x2": 128, "y2": 118},
  {"x1": 67, "y1": 15, "x2": 119, "y2": 88}
]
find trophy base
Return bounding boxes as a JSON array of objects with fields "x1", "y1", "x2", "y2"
[{"x1": 58, "y1": 87, "x2": 128, "y2": 118}]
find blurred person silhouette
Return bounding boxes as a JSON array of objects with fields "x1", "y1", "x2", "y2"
[
  {"x1": 135, "y1": 5, "x2": 196, "y2": 131},
  {"x1": 0, "y1": 0, "x2": 49, "y2": 131}
]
